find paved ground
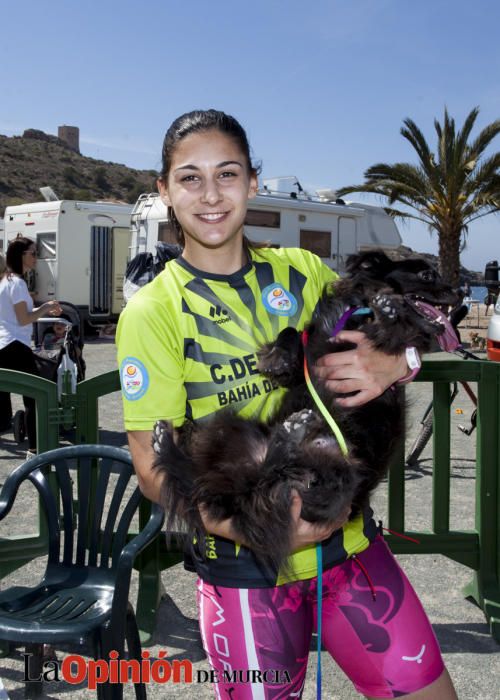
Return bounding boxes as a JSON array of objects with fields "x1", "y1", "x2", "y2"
[{"x1": 0, "y1": 326, "x2": 499, "y2": 699}]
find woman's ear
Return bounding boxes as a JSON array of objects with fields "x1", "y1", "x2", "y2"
[{"x1": 157, "y1": 178, "x2": 171, "y2": 206}]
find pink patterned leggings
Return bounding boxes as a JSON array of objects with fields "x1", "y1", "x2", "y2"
[{"x1": 197, "y1": 537, "x2": 444, "y2": 699}]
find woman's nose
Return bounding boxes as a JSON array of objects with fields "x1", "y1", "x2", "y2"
[{"x1": 200, "y1": 178, "x2": 222, "y2": 205}]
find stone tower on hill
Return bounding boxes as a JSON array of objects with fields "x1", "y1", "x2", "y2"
[{"x1": 58, "y1": 125, "x2": 80, "y2": 153}]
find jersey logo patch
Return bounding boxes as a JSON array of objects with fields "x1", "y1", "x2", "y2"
[
  {"x1": 120, "y1": 357, "x2": 149, "y2": 401},
  {"x1": 262, "y1": 283, "x2": 298, "y2": 316}
]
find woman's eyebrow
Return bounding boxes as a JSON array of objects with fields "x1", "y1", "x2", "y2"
[{"x1": 174, "y1": 160, "x2": 243, "y2": 172}]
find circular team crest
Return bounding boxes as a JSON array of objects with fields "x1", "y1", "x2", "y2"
[
  {"x1": 120, "y1": 357, "x2": 149, "y2": 401},
  {"x1": 262, "y1": 283, "x2": 298, "y2": 316}
]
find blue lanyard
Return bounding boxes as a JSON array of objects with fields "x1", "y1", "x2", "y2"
[{"x1": 316, "y1": 543, "x2": 323, "y2": 700}]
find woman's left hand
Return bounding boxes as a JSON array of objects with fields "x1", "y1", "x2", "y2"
[{"x1": 313, "y1": 330, "x2": 408, "y2": 407}]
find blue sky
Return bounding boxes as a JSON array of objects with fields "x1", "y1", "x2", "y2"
[{"x1": 3, "y1": 0, "x2": 500, "y2": 272}]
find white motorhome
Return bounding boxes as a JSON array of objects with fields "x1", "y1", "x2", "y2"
[
  {"x1": 4, "y1": 200, "x2": 133, "y2": 325},
  {"x1": 130, "y1": 178, "x2": 402, "y2": 273}
]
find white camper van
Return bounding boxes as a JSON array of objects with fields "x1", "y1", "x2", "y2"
[
  {"x1": 4, "y1": 200, "x2": 133, "y2": 326},
  {"x1": 130, "y1": 179, "x2": 402, "y2": 273}
]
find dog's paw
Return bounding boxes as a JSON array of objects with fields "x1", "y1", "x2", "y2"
[
  {"x1": 152, "y1": 420, "x2": 171, "y2": 454},
  {"x1": 373, "y1": 294, "x2": 398, "y2": 320},
  {"x1": 283, "y1": 409, "x2": 317, "y2": 442}
]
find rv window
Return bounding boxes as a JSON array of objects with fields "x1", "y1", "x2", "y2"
[
  {"x1": 245, "y1": 209, "x2": 281, "y2": 228},
  {"x1": 37, "y1": 233, "x2": 56, "y2": 260},
  {"x1": 299, "y1": 230, "x2": 331, "y2": 258},
  {"x1": 158, "y1": 221, "x2": 178, "y2": 245}
]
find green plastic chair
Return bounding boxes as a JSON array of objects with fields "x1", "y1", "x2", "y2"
[{"x1": 0, "y1": 444, "x2": 164, "y2": 699}]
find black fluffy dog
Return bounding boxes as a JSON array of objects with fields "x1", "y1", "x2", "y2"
[{"x1": 153, "y1": 250, "x2": 458, "y2": 571}]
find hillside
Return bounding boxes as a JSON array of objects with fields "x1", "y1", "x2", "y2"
[
  {"x1": 390, "y1": 245, "x2": 484, "y2": 285},
  {"x1": 0, "y1": 130, "x2": 157, "y2": 216}
]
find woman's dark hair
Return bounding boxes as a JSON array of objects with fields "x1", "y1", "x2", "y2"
[
  {"x1": 6, "y1": 236, "x2": 35, "y2": 275},
  {"x1": 158, "y1": 109, "x2": 261, "y2": 246}
]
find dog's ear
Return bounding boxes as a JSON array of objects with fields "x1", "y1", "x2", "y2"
[{"x1": 345, "y1": 250, "x2": 393, "y2": 276}]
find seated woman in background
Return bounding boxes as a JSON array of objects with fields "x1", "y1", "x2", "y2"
[{"x1": 0, "y1": 237, "x2": 61, "y2": 455}]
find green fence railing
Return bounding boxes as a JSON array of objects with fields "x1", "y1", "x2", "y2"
[
  {"x1": 1, "y1": 359, "x2": 499, "y2": 642},
  {"x1": 386, "y1": 359, "x2": 500, "y2": 641}
]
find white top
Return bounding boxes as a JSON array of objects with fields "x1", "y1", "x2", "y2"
[{"x1": 0, "y1": 275, "x2": 34, "y2": 349}]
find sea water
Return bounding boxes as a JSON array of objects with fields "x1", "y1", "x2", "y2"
[{"x1": 471, "y1": 286, "x2": 487, "y2": 302}]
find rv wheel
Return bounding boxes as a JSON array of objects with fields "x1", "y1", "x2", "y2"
[{"x1": 13, "y1": 410, "x2": 26, "y2": 444}]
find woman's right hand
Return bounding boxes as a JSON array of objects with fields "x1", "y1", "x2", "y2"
[
  {"x1": 41, "y1": 300, "x2": 62, "y2": 317},
  {"x1": 289, "y1": 490, "x2": 351, "y2": 551}
]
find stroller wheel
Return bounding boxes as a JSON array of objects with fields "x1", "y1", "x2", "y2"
[{"x1": 13, "y1": 410, "x2": 26, "y2": 444}]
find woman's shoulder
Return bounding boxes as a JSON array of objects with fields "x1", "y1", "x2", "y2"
[{"x1": 1, "y1": 274, "x2": 27, "y2": 294}]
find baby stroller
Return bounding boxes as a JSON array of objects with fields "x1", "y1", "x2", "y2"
[{"x1": 12, "y1": 302, "x2": 86, "y2": 444}]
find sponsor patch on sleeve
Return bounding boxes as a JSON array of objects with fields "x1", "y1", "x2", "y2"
[{"x1": 120, "y1": 357, "x2": 149, "y2": 401}]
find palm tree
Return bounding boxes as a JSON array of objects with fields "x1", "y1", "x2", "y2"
[{"x1": 336, "y1": 107, "x2": 500, "y2": 285}]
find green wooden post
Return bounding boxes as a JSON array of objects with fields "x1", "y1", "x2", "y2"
[
  {"x1": 432, "y1": 381, "x2": 452, "y2": 533},
  {"x1": 463, "y1": 360, "x2": 500, "y2": 641}
]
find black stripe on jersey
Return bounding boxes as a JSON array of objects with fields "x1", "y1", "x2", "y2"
[
  {"x1": 185, "y1": 278, "x2": 256, "y2": 338},
  {"x1": 253, "y1": 261, "x2": 279, "y2": 337},
  {"x1": 184, "y1": 338, "x2": 244, "y2": 365},
  {"x1": 182, "y1": 299, "x2": 255, "y2": 352},
  {"x1": 288, "y1": 266, "x2": 307, "y2": 324},
  {"x1": 184, "y1": 378, "x2": 256, "y2": 413},
  {"x1": 227, "y1": 278, "x2": 269, "y2": 344},
  {"x1": 184, "y1": 380, "x2": 228, "y2": 400}
]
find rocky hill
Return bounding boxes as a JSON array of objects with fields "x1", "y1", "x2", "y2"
[
  {"x1": 390, "y1": 245, "x2": 483, "y2": 284},
  {"x1": 0, "y1": 129, "x2": 157, "y2": 216}
]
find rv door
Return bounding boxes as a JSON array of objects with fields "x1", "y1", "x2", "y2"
[
  {"x1": 90, "y1": 225, "x2": 131, "y2": 318},
  {"x1": 111, "y1": 227, "x2": 130, "y2": 314},
  {"x1": 34, "y1": 232, "x2": 57, "y2": 300}
]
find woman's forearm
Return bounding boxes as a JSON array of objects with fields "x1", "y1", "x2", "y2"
[
  {"x1": 14, "y1": 300, "x2": 60, "y2": 326},
  {"x1": 128, "y1": 429, "x2": 166, "y2": 503}
]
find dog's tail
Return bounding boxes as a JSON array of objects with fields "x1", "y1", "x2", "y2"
[{"x1": 152, "y1": 420, "x2": 203, "y2": 533}]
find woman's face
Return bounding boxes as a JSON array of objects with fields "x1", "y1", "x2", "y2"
[
  {"x1": 158, "y1": 130, "x2": 257, "y2": 254},
  {"x1": 22, "y1": 245, "x2": 37, "y2": 273}
]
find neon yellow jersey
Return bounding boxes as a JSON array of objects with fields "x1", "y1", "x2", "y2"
[{"x1": 116, "y1": 246, "x2": 376, "y2": 587}]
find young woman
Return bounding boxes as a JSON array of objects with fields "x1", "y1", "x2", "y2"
[
  {"x1": 0, "y1": 237, "x2": 61, "y2": 453},
  {"x1": 116, "y1": 110, "x2": 457, "y2": 699}
]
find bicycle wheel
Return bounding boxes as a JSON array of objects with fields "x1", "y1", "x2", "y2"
[{"x1": 406, "y1": 411, "x2": 434, "y2": 466}]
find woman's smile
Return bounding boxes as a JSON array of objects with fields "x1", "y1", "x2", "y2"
[{"x1": 196, "y1": 211, "x2": 230, "y2": 223}]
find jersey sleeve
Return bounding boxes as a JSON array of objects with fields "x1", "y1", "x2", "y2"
[{"x1": 116, "y1": 291, "x2": 187, "y2": 431}]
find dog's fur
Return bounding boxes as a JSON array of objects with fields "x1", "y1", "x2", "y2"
[{"x1": 153, "y1": 250, "x2": 458, "y2": 571}]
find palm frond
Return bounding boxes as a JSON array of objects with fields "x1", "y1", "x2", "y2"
[
  {"x1": 468, "y1": 119, "x2": 500, "y2": 159},
  {"x1": 456, "y1": 107, "x2": 480, "y2": 155}
]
